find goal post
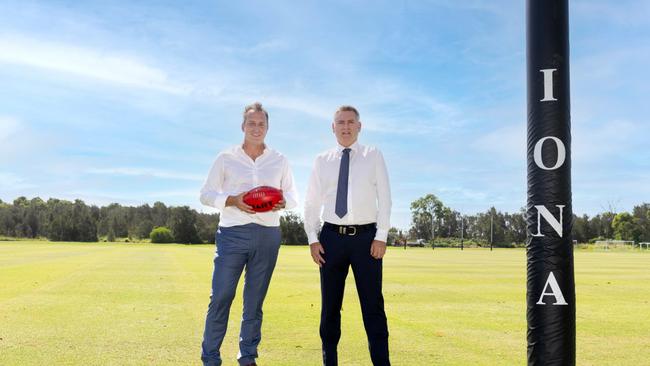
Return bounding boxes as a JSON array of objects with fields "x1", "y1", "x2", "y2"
[{"x1": 595, "y1": 240, "x2": 635, "y2": 250}]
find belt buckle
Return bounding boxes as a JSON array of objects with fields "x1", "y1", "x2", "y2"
[{"x1": 338, "y1": 226, "x2": 356, "y2": 236}]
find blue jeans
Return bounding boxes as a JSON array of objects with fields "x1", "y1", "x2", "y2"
[{"x1": 201, "y1": 223, "x2": 281, "y2": 366}]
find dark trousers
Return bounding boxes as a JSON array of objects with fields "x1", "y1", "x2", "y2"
[{"x1": 319, "y1": 223, "x2": 390, "y2": 366}]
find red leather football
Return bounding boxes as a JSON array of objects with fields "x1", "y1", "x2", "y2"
[{"x1": 242, "y1": 186, "x2": 284, "y2": 213}]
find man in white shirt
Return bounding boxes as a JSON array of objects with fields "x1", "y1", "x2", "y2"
[
  {"x1": 304, "y1": 105, "x2": 392, "y2": 366},
  {"x1": 199, "y1": 102, "x2": 298, "y2": 366}
]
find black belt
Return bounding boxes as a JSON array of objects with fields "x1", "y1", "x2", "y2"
[{"x1": 323, "y1": 222, "x2": 376, "y2": 236}]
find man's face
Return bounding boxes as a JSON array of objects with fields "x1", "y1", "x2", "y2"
[
  {"x1": 242, "y1": 110, "x2": 268, "y2": 145},
  {"x1": 332, "y1": 110, "x2": 361, "y2": 147}
]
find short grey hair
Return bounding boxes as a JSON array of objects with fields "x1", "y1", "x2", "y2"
[{"x1": 334, "y1": 105, "x2": 360, "y2": 120}]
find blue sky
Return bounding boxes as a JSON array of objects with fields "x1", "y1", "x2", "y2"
[{"x1": 1, "y1": 0, "x2": 648, "y2": 230}]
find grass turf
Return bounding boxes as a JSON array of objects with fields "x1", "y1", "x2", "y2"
[{"x1": 0, "y1": 242, "x2": 648, "y2": 365}]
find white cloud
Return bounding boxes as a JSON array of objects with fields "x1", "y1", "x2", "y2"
[
  {"x1": 143, "y1": 189, "x2": 199, "y2": 199},
  {"x1": 220, "y1": 39, "x2": 290, "y2": 55},
  {"x1": 0, "y1": 116, "x2": 52, "y2": 163},
  {"x1": 0, "y1": 34, "x2": 187, "y2": 94},
  {"x1": 0, "y1": 172, "x2": 36, "y2": 190},
  {"x1": 473, "y1": 123, "x2": 526, "y2": 158},
  {"x1": 573, "y1": 119, "x2": 645, "y2": 163},
  {"x1": 56, "y1": 192, "x2": 145, "y2": 207},
  {"x1": 86, "y1": 167, "x2": 204, "y2": 182},
  {"x1": 0, "y1": 30, "x2": 462, "y2": 138},
  {"x1": 573, "y1": 0, "x2": 650, "y2": 27},
  {"x1": 0, "y1": 116, "x2": 21, "y2": 141},
  {"x1": 262, "y1": 95, "x2": 332, "y2": 120}
]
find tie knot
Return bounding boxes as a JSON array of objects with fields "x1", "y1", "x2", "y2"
[{"x1": 342, "y1": 148, "x2": 351, "y2": 155}]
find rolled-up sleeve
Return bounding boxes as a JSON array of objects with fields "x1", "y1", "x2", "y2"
[
  {"x1": 303, "y1": 157, "x2": 323, "y2": 244},
  {"x1": 199, "y1": 154, "x2": 231, "y2": 211},
  {"x1": 374, "y1": 150, "x2": 392, "y2": 242}
]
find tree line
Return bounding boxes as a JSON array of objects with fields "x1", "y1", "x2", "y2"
[
  {"x1": 2, "y1": 195, "x2": 648, "y2": 246},
  {"x1": 403, "y1": 194, "x2": 650, "y2": 247},
  {"x1": 0, "y1": 196, "x2": 309, "y2": 245},
  {"x1": 0, "y1": 197, "x2": 211, "y2": 243}
]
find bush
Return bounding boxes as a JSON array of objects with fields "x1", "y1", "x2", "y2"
[
  {"x1": 150, "y1": 226, "x2": 174, "y2": 244},
  {"x1": 589, "y1": 236, "x2": 605, "y2": 244}
]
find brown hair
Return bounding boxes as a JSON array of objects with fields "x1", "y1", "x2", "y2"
[
  {"x1": 243, "y1": 102, "x2": 269, "y2": 124},
  {"x1": 334, "y1": 105, "x2": 360, "y2": 120}
]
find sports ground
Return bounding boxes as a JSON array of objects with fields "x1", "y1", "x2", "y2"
[{"x1": 1, "y1": 242, "x2": 648, "y2": 365}]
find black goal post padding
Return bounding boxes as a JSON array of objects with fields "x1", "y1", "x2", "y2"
[{"x1": 526, "y1": 0, "x2": 576, "y2": 365}]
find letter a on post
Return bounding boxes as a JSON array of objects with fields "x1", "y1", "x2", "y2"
[{"x1": 536, "y1": 271, "x2": 568, "y2": 305}]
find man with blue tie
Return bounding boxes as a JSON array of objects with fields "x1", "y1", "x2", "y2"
[{"x1": 304, "y1": 105, "x2": 392, "y2": 366}]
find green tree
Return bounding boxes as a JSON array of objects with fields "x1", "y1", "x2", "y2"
[
  {"x1": 169, "y1": 206, "x2": 201, "y2": 244},
  {"x1": 47, "y1": 199, "x2": 74, "y2": 241},
  {"x1": 126, "y1": 204, "x2": 154, "y2": 239},
  {"x1": 20, "y1": 197, "x2": 47, "y2": 238},
  {"x1": 410, "y1": 194, "x2": 445, "y2": 241},
  {"x1": 504, "y1": 209, "x2": 527, "y2": 245},
  {"x1": 387, "y1": 227, "x2": 399, "y2": 245},
  {"x1": 72, "y1": 199, "x2": 98, "y2": 242},
  {"x1": 0, "y1": 200, "x2": 16, "y2": 236},
  {"x1": 152, "y1": 201, "x2": 169, "y2": 228},
  {"x1": 572, "y1": 214, "x2": 592, "y2": 243},
  {"x1": 45, "y1": 199, "x2": 97, "y2": 242},
  {"x1": 196, "y1": 212, "x2": 220, "y2": 244},
  {"x1": 12, "y1": 197, "x2": 31, "y2": 237},
  {"x1": 439, "y1": 207, "x2": 460, "y2": 238},
  {"x1": 591, "y1": 212, "x2": 616, "y2": 239},
  {"x1": 107, "y1": 203, "x2": 128, "y2": 238},
  {"x1": 133, "y1": 219, "x2": 154, "y2": 240},
  {"x1": 612, "y1": 212, "x2": 640, "y2": 242},
  {"x1": 107, "y1": 228, "x2": 116, "y2": 242},
  {"x1": 279, "y1": 212, "x2": 308, "y2": 245},
  {"x1": 632, "y1": 204, "x2": 650, "y2": 242}
]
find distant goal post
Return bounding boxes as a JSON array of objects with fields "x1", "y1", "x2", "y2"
[{"x1": 595, "y1": 240, "x2": 635, "y2": 250}]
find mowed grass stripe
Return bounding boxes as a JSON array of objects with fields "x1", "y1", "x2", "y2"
[
  {"x1": 0, "y1": 243, "x2": 117, "y2": 304},
  {"x1": 1, "y1": 244, "x2": 197, "y2": 365},
  {"x1": 1, "y1": 243, "x2": 649, "y2": 365}
]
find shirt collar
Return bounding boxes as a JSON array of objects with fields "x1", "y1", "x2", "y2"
[
  {"x1": 337, "y1": 141, "x2": 359, "y2": 154},
  {"x1": 237, "y1": 144, "x2": 270, "y2": 158}
]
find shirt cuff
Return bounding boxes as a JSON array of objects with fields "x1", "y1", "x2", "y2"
[
  {"x1": 307, "y1": 231, "x2": 319, "y2": 245},
  {"x1": 284, "y1": 194, "x2": 298, "y2": 210},
  {"x1": 213, "y1": 194, "x2": 229, "y2": 211},
  {"x1": 374, "y1": 229, "x2": 388, "y2": 243}
]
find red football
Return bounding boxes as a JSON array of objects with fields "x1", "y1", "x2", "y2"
[{"x1": 242, "y1": 186, "x2": 283, "y2": 213}]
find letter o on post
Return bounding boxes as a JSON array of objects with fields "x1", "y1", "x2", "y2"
[{"x1": 533, "y1": 136, "x2": 566, "y2": 170}]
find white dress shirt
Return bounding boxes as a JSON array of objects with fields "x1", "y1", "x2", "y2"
[
  {"x1": 304, "y1": 141, "x2": 392, "y2": 244},
  {"x1": 200, "y1": 145, "x2": 298, "y2": 227}
]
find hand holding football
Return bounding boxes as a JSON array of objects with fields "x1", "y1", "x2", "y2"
[{"x1": 242, "y1": 186, "x2": 284, "y2": 213}]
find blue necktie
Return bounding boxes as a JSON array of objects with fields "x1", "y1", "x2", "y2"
[{"x1": 335, "y1": 148, "x2": 351, "y2": 218}]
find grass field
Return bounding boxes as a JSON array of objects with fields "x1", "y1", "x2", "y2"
[{"x1": 1, "y1": 242, "x2": 648, "y2": 365}]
